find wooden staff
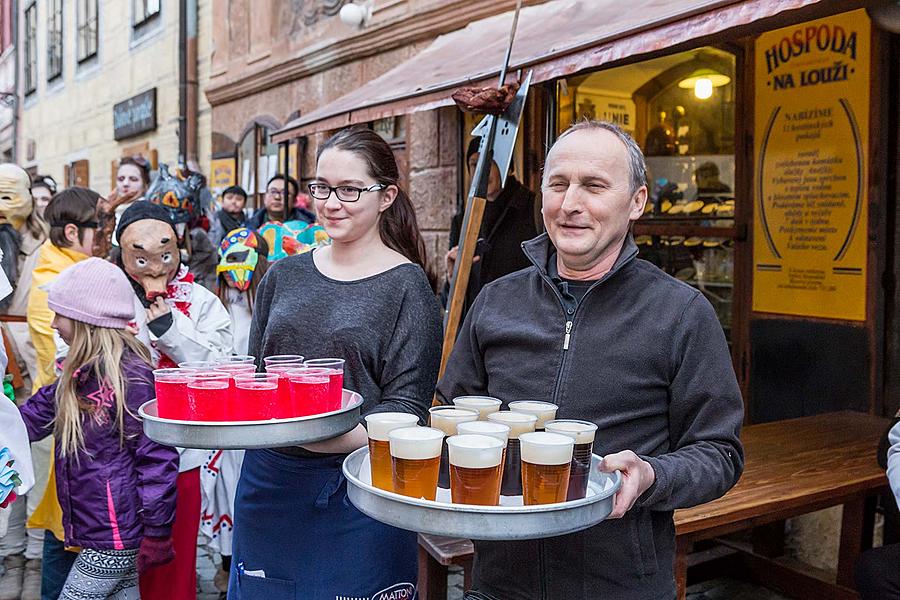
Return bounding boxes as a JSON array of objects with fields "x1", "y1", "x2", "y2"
[{"x1": 439, "y1": 0, "x2": 523, "y2": 380}]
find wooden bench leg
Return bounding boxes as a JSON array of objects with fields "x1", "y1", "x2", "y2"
[
  {"x1": 418, "y1": 543, "x2": 448, "y2": 600},
  {"x1": 460, "y1": 555, "x2": 473, "y2": 592},
  {"x1": 837, "y1": 495, "x2": 876, "y2": 588},
  {"x1": 675, "y1": 536, "x2": 690, "y2": 600}
]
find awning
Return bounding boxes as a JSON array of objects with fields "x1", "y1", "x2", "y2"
[{"x1": 273, "y1": 0, "x2": 826, "y2": 141}]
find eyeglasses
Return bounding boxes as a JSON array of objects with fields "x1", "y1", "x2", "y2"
[{"x1": 307, "y1": 182, "x2": 386, "y2": 203}]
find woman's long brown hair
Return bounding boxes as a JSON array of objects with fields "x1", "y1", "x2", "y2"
[{"x1": 317, "y1": 127, "x2": 437, "y2": 290}]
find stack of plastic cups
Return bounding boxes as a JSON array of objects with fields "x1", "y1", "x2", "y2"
[{"x1": 263, "y1": 355, "x2": 305, "y2": 418}]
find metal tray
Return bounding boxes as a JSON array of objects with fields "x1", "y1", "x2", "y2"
[
  {"x1": 342, "y1": 447, "x2": 622, "y2": 541},
  {"x1": 139, "y1": 389, "x2": 364, "y2": 450}
]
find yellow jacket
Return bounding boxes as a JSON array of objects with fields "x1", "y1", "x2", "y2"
[
  {"x1": 25, "y1": 241, "x2": 88, "y2": 540},
  {"x1": 26, "y1": 241, "x2": 89, "y2": 392}
]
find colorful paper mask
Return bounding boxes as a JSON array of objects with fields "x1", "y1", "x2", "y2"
[
  {"x1": 0, "y1": 164, "x2": 33, "y2": 231},
  {"x1": 258, "y1": 220, "x2": 329, "y2": 262},
  {"x1": 119, "y1": 219, "x2": 181, "y2": 303},
  {"x1": 145, "y1": 164, "x2": 207, "y2": 226},
  {"x1": 217, "y1": 228, "x2": 261, "y2": 291}
]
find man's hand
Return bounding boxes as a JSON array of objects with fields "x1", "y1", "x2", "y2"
[
  {"x1": 146, "y1": 297, "x2": 171, "y2": 322},
  {"x1": 600, "y1": 450, "x2": 656, "y2": 518},
  {"x1": 445, "y1": 245, "x2": 479, "y2": 278}
]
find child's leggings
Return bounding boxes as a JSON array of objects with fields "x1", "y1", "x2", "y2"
[{"x1": 59, "y1": 548, "x2": 139, "y2": 599}]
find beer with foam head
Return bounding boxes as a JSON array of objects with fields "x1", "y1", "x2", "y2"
[
  {"x1": 365, "y1": 412, "x2": 419, "y2": 492},
  {"x1": 487, "y1": 411, "x2": 538, "y2": 496},
  {"x1": 389, "y1": 426, "x2": 444, "y2": 501},
  {"x1": 508, "y1": 401, "x2": 558, "y2": 430},
  {"x1": 545, "y1": 420, "x2": 598, "y2": 500},
  {"x1": 452, "y1": 396, "x2": 502, "y2": 420},
  {"x1": 456, "y1": 421, "x2": 511, "y2": 483},
  {"x1": 447, "y1": 434, "x2": 504, "y2": 505},
  {"x1": 519, "y1": 432, "x2": 574, "y2": 505},
  {"x1": 429, "y1": 406, "x2": 479, "y2": 488}
]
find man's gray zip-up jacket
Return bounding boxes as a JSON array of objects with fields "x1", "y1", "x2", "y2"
[{"x1": 437, "y1": 233, "x2": 744, "y2": 600}]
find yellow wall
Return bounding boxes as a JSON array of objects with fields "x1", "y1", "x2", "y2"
[{"x1": 18, "y1": 0, "x2": 211, "y2": 192}]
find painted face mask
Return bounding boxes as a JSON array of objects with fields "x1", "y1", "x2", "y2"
[
  {"x1": 259, "y1": 220, "x2": 329, "y2": 263},
  {"x1": 119, "y1": 219, "x2": 181, "y2": 304},
  {"x1": 0, "y1": 164, "x2": 34, "y2": 231},
  {"x1": 145, "y1": 163, "x2": 207, "y2": 227},
  {"x1": 217, "y1": 228, "x2": 261, "y2": 291}
]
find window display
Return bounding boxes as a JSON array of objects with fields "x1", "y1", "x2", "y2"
[{"x1": 556, "y1": 47, "x2": 737, "y2": 339}]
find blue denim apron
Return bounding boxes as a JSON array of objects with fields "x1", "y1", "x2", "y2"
[{"x1": 229, "y1": 449, "x2": 418, "y2": 600}]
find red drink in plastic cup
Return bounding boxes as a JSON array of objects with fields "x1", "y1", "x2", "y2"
[
  {"x1": 287, "y1": 368, "x2": 331, "y2": 416},
  {"x1": 186, "y1": 372, "x2": 230, "y2": 421},
  {"x1": 304, "y1": 359, "x2": 345, "y2": 411},
  {"x1": 214, "y1": 363, "x2": 257, "y2": 420},
  {"x1": 233, "y1": 373, "x2": 279, "y2": 420},
  {"x1": 264, "y1": 363, "x2": 303, "y2": 418},
  {"x1": 153, "y1": 369, "x2": 191, "y2": 420}
]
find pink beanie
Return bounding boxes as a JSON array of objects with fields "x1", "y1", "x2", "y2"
[{"x1": 47, "y1": 257, "x2": 135, "y2": 329}]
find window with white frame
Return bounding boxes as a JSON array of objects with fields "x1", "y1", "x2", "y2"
[
  {"x1": 23, "y1": 2, "x2": 36, "y2": 93},
  {"x1": 47, "y1": 0, "x2": 63, "y2": 81},
  {"x1": 77, "y1": 0, "x2": 98, "y2": 62},
  {"x1": 133, "y1": 0, "x2": 160, "y2": 28}
]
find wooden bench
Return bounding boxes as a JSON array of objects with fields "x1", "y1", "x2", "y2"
[{"x1": 418, "y1": 411, "x2": 889, "y2": 600}]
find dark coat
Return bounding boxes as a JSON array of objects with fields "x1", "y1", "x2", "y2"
[
  {"x1": 247, "y1": 206, "x2": 315, "y2": 230},
  {"x1": 20, "y1": 354, "x2": 179, "y2": 550},
  {"x1": 446, "y1": 176, "x2": 539, "y2": 310},
  {"x1": 437, "y1": 233, "x2": 745, "y2": 600}
]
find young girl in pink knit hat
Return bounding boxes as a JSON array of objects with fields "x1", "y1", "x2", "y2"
[{"x1": 16, "y1": 257, "x2": 179, "y2": 599}]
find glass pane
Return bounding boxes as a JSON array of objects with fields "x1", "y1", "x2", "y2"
[{"x1": 555, "y1": 47, "x2": 737, "y2": 341}]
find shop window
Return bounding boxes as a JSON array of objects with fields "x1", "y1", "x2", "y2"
[
  {"x1": 76, "y1": 0, "x2": 98, "y2": 63},
  {"x1": 556, "y1": 47, "x2": 737, "y2": 339},
  {"x1": 237, "y1": 122, "x2": 281, "y2": 209},
  {"x1": 47, "y1": 0, "x2": 63, "y2": 81},
  {"x1": 23, "y1": 2, "x2": 36, "y2": 94},
  {"x1": 133, "y1": 0, "x2": 160, "y2": 28}
]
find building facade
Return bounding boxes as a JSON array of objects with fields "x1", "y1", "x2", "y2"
[
  {"x1": 16, "y1": 0, "x2": 212, "y2": 191},
  {"x1": 0, "y1": 0, "x2": 15, "y2": 161}
]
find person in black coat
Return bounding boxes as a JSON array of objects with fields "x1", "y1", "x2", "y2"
[{"x1": 444, "y1": 137, "x2": 540, "y2": 312}]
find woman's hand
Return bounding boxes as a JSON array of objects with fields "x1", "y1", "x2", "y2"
[{"x1": 301, "y1": 423, "x2": 368, "y2": 454}]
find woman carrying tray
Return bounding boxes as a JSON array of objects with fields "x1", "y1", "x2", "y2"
[{"x1": 229, "y1": 127, "x2": 443, "y2": 599}]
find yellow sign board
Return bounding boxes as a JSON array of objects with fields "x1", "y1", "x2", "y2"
[
  {"x1": 210, "y1": 157, "x2": 236, "y2": 192},
  {"x1": 753, "y1": 10, "x2": 869, "y2": 321}
]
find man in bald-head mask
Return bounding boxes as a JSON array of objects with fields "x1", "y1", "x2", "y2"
[{"x1": 114, "y1": 201, "x2": 232, "y2": 600}]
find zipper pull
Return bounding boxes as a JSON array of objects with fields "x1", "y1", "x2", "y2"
[{"x1": 563, "y1": 320, "x2": 572, "y2": 350}]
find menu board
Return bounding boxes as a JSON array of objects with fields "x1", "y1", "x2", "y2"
[{"x1": 752, "y1": 10, "x2": 869, "y2": 321}]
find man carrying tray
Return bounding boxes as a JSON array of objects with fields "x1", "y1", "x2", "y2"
[{"x1": 437, "y1": 120, "x2": 745, "y2": 600}]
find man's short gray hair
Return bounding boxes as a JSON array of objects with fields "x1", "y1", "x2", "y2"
[{"x1": 550, "y1": 120, "x2": 648, "y2": 196}]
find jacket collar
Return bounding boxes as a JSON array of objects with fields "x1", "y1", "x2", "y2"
[{"x1": 521, "y1": 232, "x2": 639, "y2": 283}]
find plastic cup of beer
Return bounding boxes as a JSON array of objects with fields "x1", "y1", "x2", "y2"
[
  {"x1": 452, "y1": 396, "x2": 502, "y2": 420},
  {"x1": 447, "y1": 434, "x2": 504, "y2": 506},
  {"x1": 304, "y1": 358, "x2": 344, "y2": 408},
  {"x1": 429, "y1": 406, "x2": 479, "y2": 488},
  {"x1": 364, "y1": 412, "x2": 419, "y2": 492},
  {"x1": 487, "y1": 411, "x2": 538, "y2": 496},
  {"x1": 186, "y1": 371, "x2": 230, "y2": 421},
  {"x1": 545, "y1": 420, "x2": 598, "y2": 500},
  {"x1": 232, "y1": 373, "x2": 279, "y2": 421},
  {"x1": 456, "y1": 421, "x2": 510, "y2": 446},
  {"x1": 389, "y1": 426, "x2": 445, "y2": 501},
  {"x1": 153, "y1": 368, "x2": 191, "y2": 420},
  {"x1": 508, "y1": 401, "x2": 558, "y2": 430},
  {"x1": 519, "y1": 431, "x2": 574, "y2": 505}
]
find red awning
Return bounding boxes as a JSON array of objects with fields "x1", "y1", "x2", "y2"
[{"x1": 273, "y1": 0, "x2": 825, "y2": 141}]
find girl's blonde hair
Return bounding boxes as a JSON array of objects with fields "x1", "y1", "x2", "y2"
[{"x1": 54, "y1": 320, "x2": 153, "y2": 458}]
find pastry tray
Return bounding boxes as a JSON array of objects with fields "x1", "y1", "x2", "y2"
[
  {"x1": 342, "y1": 447, "x2": 621, "y2": 541},
  {"x1": 139, "y1": 390, "x2": 364, "y2": 450}
]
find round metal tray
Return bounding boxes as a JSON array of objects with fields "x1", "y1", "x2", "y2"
[
  {"x1": 139, "y1": 389, "x2": 364, "y2": 449},
  {"x1": 342, "y1": 447, "x2": 622, "y2": 541}
]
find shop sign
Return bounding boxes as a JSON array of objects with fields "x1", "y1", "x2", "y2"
[
  {"x1": 210, "y1": 157, "x2": 236, "y2": 192},
  {"x1": 113, "y1": 89, "x2": 157, "y2": 141},
  {"x1": 752, "y1": 10, "x2": 869, "y2": 321}
]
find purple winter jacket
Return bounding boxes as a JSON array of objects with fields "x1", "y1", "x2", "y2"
[{"x1": 20, "y1": 353, "x2": 179, "y2": 550}]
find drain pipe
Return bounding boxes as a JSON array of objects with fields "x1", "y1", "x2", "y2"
[{"x1": 178, "y1": 0, "x2": 198, "y2": 169}]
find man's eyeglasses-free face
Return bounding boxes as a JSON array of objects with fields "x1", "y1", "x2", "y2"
[{"x1": 307, "y1": 183, "x2": 386, "y2": 203}]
